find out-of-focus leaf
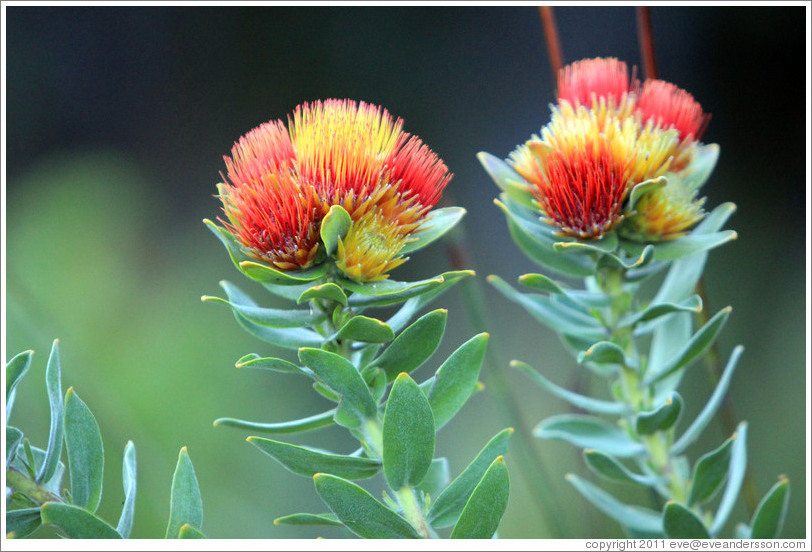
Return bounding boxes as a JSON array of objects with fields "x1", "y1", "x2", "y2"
[
  {"x1": 624, "y1": 230, "x2": 737, "y2": 261},
  {"x1": 418, "y1": 458, "x2": 450, "y2": 499},
  {"x1": 214, "y1": 409, "x2": 335, "y2": 434},
  {"x1": 477, "y1": 151, "x2": 536, "y2": 208},
  {"x1": 274, "y1": 513, "x2": 342, "y2": 527},
  {"x1": 116, "y1": 441, "x2": 137, "y2": 538},
  {"x1": 63, "y1": 387, "x2": 104, "y2": 513},
  {"x1": 6, "y1": 349, "x2": 33, "y2": 422},
  {"x1": 428, "y1": 333, "x2": 488, "y2": 429},
  {"x1": 449, "y1": 456, "x2": 509, "y2": 539},
  {"x1": 298, "y1": 282, "x2": 348, "y2": 306},
  {"x1": 248, "y1": 437, "x2": 381, "y2": 480},
  {"x1": 597, "y1": 245, "x2": 655, "y2": 271},
  {"x1": 298, "y1": 348, "x2": 378, "y2": 428},
  {"x1": 645, "y1": 307, "x2": 731, "y2": 385},
  {"x1": 40, "y1": 503, "x2": 122, "y2": 539},
  {"x1": 750, "y1": 477, "x2": 790, "y2": 539},
  {"x1": 512, "y1": 361, "x2": 628, "y2": 415},
  {"x1": 710, "y1": 422, "x2": 748, "y2": 536},
  {"x1": 178, "y1": 524, "x2": 207, "y2": 538},
  {"x1": 628, "y1": 176, "x2": 667, "y2": 211},
  {"x1": 165, "y1": 447, "x2": 203, "y2": 539},
  {"x1": 6, "y1": 507, "x2": 42, "y2": 539},
  {"x1": 382, "y1": 373, "x2": 435, "y2": 489},
  {"x1": 429, "y1": 428, "x2": 513, "y2": 528},
  {"x1": 535, "y1": 415, "x2": 645, "y2": 458},
  {"x1": 672, "y1": 346, "x2": 744, "y2": 454},
  {"x1": 399, "y1": 207, "x2": 466, "y2": 254},
  {"x1": 567, "y1": 474, "x2": 662, "y2": 534},
  {"x1": 488, "y1": 275, "x2": 606, "y2": 340},
  {"x1": 38, "y1": 340, "x2": 63, "y2": 485},
  {"x1": 321, "y1": 205, "x2": 352, "y2": 255},
  {"x1": 313, "y1": 474, "x2": 420, "y2": 538},
  {"x1": 577, "y1": 341, "x2": 633, "y2": 368},
  {"x1": 663, "y1": 502, "x2": 710, "y2": 539},
  {"x1": 553, "y1": 232, "x2": 618, "y2": 255},
  {"x1": 6, "y1": 426, "x2": 23, "y2": 466},
  {"x1": 332, "y1": 315, "x2": 395, "y2": 343},
  {"x1": 366, "y1": 309, "x2": 447, "y2": 381},
  {"x1": 518, "y1": 273, "x2": 611, "y2": 309},
  {"x1": 620, "y1": 295, "x2": 703, "y2": 328},
  {"x1": 234, "y1": 354, "x2": 303, "y2": 375},
  {"x1": 203, "y1": 281, "x2": 323, "y2": 328},
  {"x1": 636, "y1": 392, "x2": 684, "y2": 435},
  {"x1": 583, "y1": 450, "x2": 661, "y2": 486},
  {"x1": 688, "y1": 436, "x2": 733, "y2": 506}
]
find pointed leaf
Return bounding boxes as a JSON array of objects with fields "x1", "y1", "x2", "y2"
[
  {"x1": 477, "y1": 151, "x2": 534, "y2": 204},
  {"x1": 385, "y1": 271, "x2": 474, "y2": 332},
  {"x1": 320, "y1": 205, "x2": 352, "y2": 255},
  {"x1": 672, "y1": 346, "x2": 744, "y2": 454},
  {"x1": 6, "y1": 507, "x2": 42, "y2": 539},
  {"x1": 274, "y1": 513, "x2": 342, "y2": 527},
  {"x1": 116, "y1": 441, "x2": 137, "y2": 538},
  {"x1": 553, "y1": 232, "x2": 618, "y2": 255},
  {"x1": 688, "y1": 435, "x2": 733, "y2": 506},
  {"x1": 63, "y1": 388, "x2": 104, "y2": 513},
  {"x1": 341, "y1": 274, "x2": 443, "y2": 297},
  {"x1": 298, "y1": 348, "x2": 378, "y2": 428},
  {"x1": 663, "y1": 502, "x2": 710, "y2": 538},
  {"x1": 535, "y1": 415, "x2": 645, "y2": 458},
  {"x1": 248, "y1": 437, "x2": 381, "y2": 480},
  {"x1": 214, "y1": 409, "x2": 335, "y2": 434},
  {"x1": 203, "y1": 217, "x2": 253, "y2": 270},
  {"x1": 711, "y1": 422, "x2": 748, "y2": 535},
  {"x1": 383, "y1": 374, "x2": 435, "y2": 489},
  {"x1": 628, "y1": 176, "x2": 667, "y2": 211},
  {"x1": 235, "y1": 354, "x2": 303, "y2": 375},
  {"x1": 620, "y1": 295, "x2": 703, "y2": 328},
  {"x1": 418, "y1": 458, "x2": 450, "y2": 498},
  {"x1": 165, "y1": 447, "x2": 203, "y2": 539},
  {"x1": 429, "y1": 428, "x2": 513, "y2": 528},
  {"x1": 333, "y1": 315, "x2": 395, "y2": 343},
  {"x1": 367, "y1": 309, "x2": 447, "y2": 381},
  {"x1": 567, "y1": 474, "x2": 662, "y2": 533},
  {"x1": 450, "y1": 456, "x2": 510, "y2": 539},
  {"x1": 584, "y1": 450, "x2": 662, "y2": 486},
  {"x1": 750, "y1": 477, "x2": 790, "y2": 539},
  {"x1": 239, "y1": 259, "x2": 329, "y2": 285},
  {"x1": 6, "y1": 426, "x2": 24, "y2": 466},
  {"x1": 578, "y1": 341, "x2": 633, "y2": 368},
  {"x1": 298, "y1": 282, "x2": 348, "y2": 306},
  {"x1": 6, "y1": 349, "x2": 33, "y2": 422},
  {"x1": 38, "y1": 340, "x2": 63, "y2": 484},
  {"x1": 428, "y1": 333, "x2": 489, "y2": 429},
  {"x1": 203, "y1": 281, "x2": 323, "y2": 328},
  {"x1": 512, "y1": 361, "x2": 628, "y2": 415},
  {"x1": 178, "y1": 523, "x2": 207, "y2": 538},
  {"x1": 636, "y1": 392, "x2": 684, "y2": 435},
  {"x1": 40, "y1": 502, "x2": 122, "y2": 539},
  {"x1": 313, "y1": 474, "x2": 420, "y2": 538},
  {"x1": 231, "y1": 310, "x2": 323, "y2": 350},
  {"x1": 345, "y1": 272, "x2": 471, "y2": 308},
  {"x1": 645, "y1": 307, "x2": 732, "y2": 385},
  {"x1": 398, "y1": 207, "x2": 466, "y2": 254}
]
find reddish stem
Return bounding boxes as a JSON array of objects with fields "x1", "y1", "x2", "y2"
[
  {"x1": 539, "y1": 6, "x2": 564, "y2": 87},
  {"x1": 636, "y1": 6, "x2": 658, "y2": 80}
]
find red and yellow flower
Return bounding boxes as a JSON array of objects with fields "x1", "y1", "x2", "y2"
[
  {"x1": 508, "y1": 57, "x2": 714, "y2": 241},
  {"x1": 217, "y1": 99, "x2": 451, "y2": 280}
]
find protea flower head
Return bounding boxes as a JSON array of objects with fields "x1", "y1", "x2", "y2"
[
  {"x1": 217, "y1": 99, "x2": 451, "y2": 281},
  {"x1": 557, "y1": 57, "x2": 638, "y2": 123}
]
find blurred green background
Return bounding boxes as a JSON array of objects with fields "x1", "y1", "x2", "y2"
[{"x1": 4, "y1": 5, "x2": 807, "y2": 539}]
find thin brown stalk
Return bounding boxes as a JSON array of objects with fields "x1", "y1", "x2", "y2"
[
  {"x1": 538, "y1": 7, "x2": 564, "y2": 86},
  {"x1": 636, "y1": 7, "x2": 658, "y2": 79}
]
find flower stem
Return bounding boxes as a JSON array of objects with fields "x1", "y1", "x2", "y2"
[
  {"x1": 538, "y1": 6, "x2": 564, "y2": 84},
  {"x1": 6, "y1": 468, "x2": 60, "y2": 506},
  {"x1": 395, "y1": 486, "x2": 433, "y2": 538},
  {"x1": 636, "y1": 6, "x2": 658, "y2": 80}
]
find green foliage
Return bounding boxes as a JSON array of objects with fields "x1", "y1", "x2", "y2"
[
  {"x1": 206, "y1": 216, "x2": 511, "y2": 539},
  {"x1": 480, "y1": 144, "x2": 787, "y2": 539},
  {"x1": 5, "y1": 344, "x2": 204, "y2": 539}
]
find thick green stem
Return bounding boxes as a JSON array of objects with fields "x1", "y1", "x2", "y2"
[
  {"x1": 6, "y1": 468, "x2": 60, "y2": 506},
  {"x1": 360, "y1": 418, "x2": 384, "y2": 460},
  {"x1": 395, "y1": 486, "x2": 433, "y2": 538}
]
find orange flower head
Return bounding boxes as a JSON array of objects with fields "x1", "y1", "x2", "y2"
[
  {"x1": 336, "y1": 210, "x2": 410, "y2": 282},
  {"x1": 637, "y1": 79, "x2": 710, "y2": 142},
  {"x1": 558, "y1": 57, "x2": 637, "y2": 116},
  {"x1": 216, "y1": 99, "x2": 451, "y2": 278}
]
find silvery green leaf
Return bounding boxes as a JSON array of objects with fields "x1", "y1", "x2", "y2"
[
  {"x1": 449, "y1": 456, "x2": 510, "y2": 539},
  {"x1": 663, "y1": 502, "x2": 710, "y2": 539},
  {"x1": 331, "y1": 315, "x2": 395, "y2": 343},
  {"x1": 688, "y1": 435, "x2": 734, "y2": 506},
  {"x1": 385, "y1": 271, "x2": 474, "y2": 333},
  {"x1": 628, "y1": 176, "x2": 667, "y2": 211},
  {"x1": 398, "y1": 207, "x2": 466, "y2": 255},
  {"x1": 534, "y1": 415, "x2": 645, "y2": 458},
  {"x1": 273, "y1": 512, "x2": 342, "y2": 527},
  {"x1": 635, "y1": 392, "x2": 684, "y2": 435},
  {"x1": 248, "y1": 437, "x2": 381, "y2": 480},
  {"x1": 750, "y1": 477, "x2": 790, "y2": 539},
  {"x1": 320, "y1": 205, "x2": 352, "y2": 256},
  {"x1": 6, "y1": 426, "x2": 23, "y2": 466},
  {"x1": 6, "y1": 349, "x2": 33, "y2": 422},
  {"x1": 5, "y1": 507, "x2": 42, "y2": 539},
  {"x1": 238, "y1": 259, "x2": 329, "y2": 285},
  {"x1": 366, "y1": 309, "x2": 447, "y2": 381},
  {"x1": 711, "y1": 422, "x2": 748, "y2": 535},
  {"x1": 63, "y1": 388, "x2": 104, "y2": 513},
  {"x1": 116, "y1": 441, "x2": 137, "y2": 538},
  {"x1": 567, "y1": 474, "x2": 662, "y2": 534},
  {"x1": 165, "y1": 447, "x2": 203, "y2": 539},
  {"x1": 418, "y1": 458, "x2": 450, "y2": 498},
  {"x1": 214, "y1": 409, "x2": 335, "y2": 434},
  {"x1": 428, "y1": 333, "x2": 489, "y2": 429},
  {"x1": 620, "y1": 295, "x2": 703, "y2": 328},
  {"x1": 203, "y1": 281, "x2": 324, "y2": 328},
  {"x1": 583, "y1": 450, "x2": 662, "y2": 486},
  {"x1": 297, "y1": 282, "x2": 348, "y2": 306},
  {"x1": 40, "y1": 502, "x2": 122, "y2": 539},
  {"x1": 38, "y1": 340, "x2": 63, "y2": 484},
  {"x1": 234, "y1": 354, "x2": 304, "y2": 375}
]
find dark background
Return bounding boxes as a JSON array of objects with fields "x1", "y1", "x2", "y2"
[{"x1": 4, "y1": 6, "x2": 808, "y2": 539}]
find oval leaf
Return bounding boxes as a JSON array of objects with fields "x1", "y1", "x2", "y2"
[
  {"x1": 298, "y1": 282, "x2": 348, "y2": 306},
  {"x1": 235, "y1": 354, "x2": 303, "y2": 375},
  {"x1": 40, "y1": 502, "x2": 122, "y2": 539},
  {"x1": 398, "y1": 207, "x2": 466, "y2": 255},
  {"x1": 449, "y1": 456, "x2": 510, "y2": 539},
  {"x1": 38, "y1": 340, "x2": 63, "y2": 485},
  {"x1": 334, "y1": 315, "x2": 395, "y2": 344},
  {"x1": 383, "y1": 373, "x2": 436, "y2": 489},
  {"x1": 320, "y1": 205, "x2": 352, "y2": 255},
  {"x1": 688, "y1": 435, "x2": 733, "y2": 506},
  {"x1": 535, "y1": 415, "x2": 645, "y2": 458},
  {"x1": 429, "y1": 428, "x2": 513, "y2": 528},
  {"x1": 367, "y1": 309, "x2": 447, "y2": 381},
  {"x1": 238, "y1": 259, "x2": 328, "y2": 285},
  {"x1": 6, "y1": 349, "x2": 33, "y2": 422},
  {"x1": 750, "y1": 477, "x2": 790, "y2": 539},
  {"x1": 274, "y1": 513, "x2": 342, "y2": 527},
  {"x1": 427, "y1": 333, "x2": 489, "y2": 429},
  {"x1": 248, "y1": 437, "x2": 381, "y2": 480},
  {"x1": 165, "y1": 447, "x2": 203, "y2": 539},
  {"x1": 313, "y1": 474, "x2": 420, "y2": 538},
  {"x1": 63, "y1": 387, "x2": 104, "y2": 513},
  {"x1": 203, "y1": 282, "x2": 323, "y2": 328},
  {"x1": 6, "y1": 507, "x2": 42, "y2": 539},
  {"x1": 663, "y1": 502, "x2": 710, "y2": 539},
  {"x1": 636, "y1": 392, "x2": 684, "y2": 435},
  {"x1": 583, "y1": 450, "x2": 661, "y2": 486}
]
